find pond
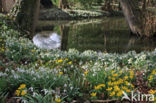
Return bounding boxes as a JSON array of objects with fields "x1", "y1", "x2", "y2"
[{"x1": 34, "y1": 17, "x2": 156, "y2": 53}]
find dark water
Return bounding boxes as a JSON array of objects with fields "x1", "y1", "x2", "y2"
[{"x1": 34, "y1": 17, "x2": 156, "y2": 53}]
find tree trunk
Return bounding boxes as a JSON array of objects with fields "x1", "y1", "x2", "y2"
[
  {"x1": 0, "y1": 0, "x2": 2, "y2": 12},
  {"x1": 59, "y1": 0, "x2": 69, "y2": 9},
  {"x1": 120, "y1": 0, "x2": 156, "y2": 37},
  {"x1": 60, "y1": 25, "x2": 69, "y2": 50},
  {"x1": 142, "y1": 0, "x2": 147, "y2": 10},
  {"x1": 10, "y1": 0, "x2": 40, "y2": 35}
]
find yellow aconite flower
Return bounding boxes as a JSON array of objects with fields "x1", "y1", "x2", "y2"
[
  {"x1": 68, "y1": 61, "x2": 72, "y2": 64},
  {"x1": 131, "y1": 84, "x2": 135, "y2": 88},
  {"x1": 113, "y1": 74, "x2": 118, "y2": 77},
  {"x1": 106, "y1": 87, "x2": 112, "y2": 91},
  {"x1": 114, "y1": 86, "x2": 120, "y2": 91},
  {"x1": 111, "y1": 70, "x2": 115, "y2": 73},
  {"x1": 21, "y1": 90, "x2": 27, "y2": 96},
  {"x1": 121, "y1": 86, "x2": 127, "y2": 90},
  {"x1": 148, "y1": 90, "x2": 156, "y2": 94},
  {"x1": 84, "y1": 71, "x2": 88, "y2": 76},
  {"x1": 112, "y1": 77, "x2": 115, "y2": 81},
  {"x1": 113, "y1": 81, "x2": 119, "y2": 85},
  {"x1": 31, "y1": 49, "x2": 35, "y2": 52},
  {"x1": 18, "y1": 84, "x2": 26, "y2": 90},
  {"x1": 57, "y1": 59, "x2": 63, "y2": 63},
  {"x1": 16, "y1": 90, "x2": 20, "y2": 96},
  {"x1": 109, "y1": 91, "x2": 115, "y2": 96},
  {"x1": 99, "y1": 84, "x2": 106, "y2": 87},
  {"x1": 118, "y1": 78, "x2": 123, "y2": 84},
  {"x1": 119, "y1": 70, "x2": 122, "y2": 74},
  {"x1": 130, "y1": 75, "x2": 133, "y2": 79},
  {"x1": 108, "y1": 81, "x2": 112, "y2": 86},
  {"x1": 94, "y1": 85, "x2": 101, "y2": 90},
  {"x1": 126, "y1": 89, "x2": 131, "y2": 93},
  {"x1": 152, "y1": 70, "x2": 156, "y2": 75},
  {"x1": 117, "y1": 91, "x2": 123, "y2": 97},
  {"x1": 124, "y1": 76, "x2": 128, "y2": 80},
  {"x1": 130, "y1": 70, "x2": 134, "y2": 79},
  {"x1": 130, "y1": 70, "x2": 134, "y2": 75},
  {"x1": 108, "y1": 76, "x2": 111, "y2": 79},
  {"x1": 55, "y1": 98, "x2": 61, "y2": 103},
  {"x1": 59, "y1": 72, "x2": 63, "y2": 75},
  {"x1": 148, "y1": 75, "x2": 153, "y2": 81},
  {"x1": 94, "y1": 84, "x2": 106, "y2": 90},
  {"x1": 65, "y1": 58, "x2": 68, "y2": 61},
  {"x1": 91, "y1": 92, "x2": 97, "y2": 96}
]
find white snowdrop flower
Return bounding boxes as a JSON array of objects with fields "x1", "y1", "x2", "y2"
[
  {"x1": 29, "y1": 87, "x2": 34, "y2": 92},
  {"x1": 5, "y1": 68, "x2": 9, "y2": 72},
  {"x1": 82, "y1": 73, "x2": 85, "y2": 76},
  {"x1": 64, "y1": 84, "x2": 67, "y2": 87},
  {"x1": 70, "y1": 87, "x2": 73, "y2": 90},
  {"x1": 64, "y1": 69, "x2": 67, "y2": 72},
  {"x1": 140, "y1": 54, "x2": 146, "y2": 60},
  {"x1": 13, "y1": 74, "x2": 19, "y2": 79},
  {"x1": 35, "y1": 63, "x2": 38, "y2": 66},
  {"x1": 33, "y1": 92, "x2": 38, "y2": 97},
  {"x1": 128, "y1": 58, "x2": 133, "y2": 64},
  {"x1": 25, "y1": 61, "x2": 28, "y2": 64},
  {"x1": 36, "y1": 74, "x2": 40, "y2": 78},
  {"x1": 32, "y1": 77, "x2": 36, "y2": 81},
  {"x1": 95, "y1": 62, "x2": 98, "y2": 65},
  {"x1": 92, "y1": 73, "x2": 96, "y2": 76},
  {"x1": 21, "y1": 100, "x2": 27, "y2": 103},
  {"x1": 30, "y1": 70, "x2": 35, "y2": 75},
  {"x1": 51, "y1": 90, "x2": 56, "y2": 94},
  {"x1": 46, "y1": 76, "x2": 49, "y2": 79},
  {"x1": 125, "y1": 67, "x2": 129, "y2": 71},
  {"x1": 11, "y1": 70, "x2": 15, "y2": 74},
  {"x1": 79, "y1": 61, "x2": 83, "y2": 65},
  {"x1": 0, "y1": 72, "x2": 8, "y2": 77},
  {"x1": 41, "y1": 89, "x2": 49, "y2": 95},
  {"x1": 63, "y1": 89, "x2": 67, "y2": 93},
  {"x1": 17, "y1": 68, "x2": 25, "y2": 73}
]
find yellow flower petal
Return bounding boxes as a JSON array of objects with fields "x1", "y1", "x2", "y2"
[
  {"x1": 55, "y1": 98, "x2": 61, "y2": 103},
  {"x1": 21, "y1": 90, "x2": 27, "y2": 96},
  {"x1": 91, "y1": 92, "x2": 97, "y2": 97},
  {"x1": 16, "y1": 90, "x2": 20, "y2": 96}
]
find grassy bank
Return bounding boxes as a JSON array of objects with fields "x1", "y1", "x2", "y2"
[{"x1": 0, "y1": 15, "x2": 156, "y2": 103}]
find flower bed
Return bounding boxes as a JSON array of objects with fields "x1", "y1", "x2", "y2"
[{"x1": 0, "y1": 15, "x2": 156, "y2": 103}]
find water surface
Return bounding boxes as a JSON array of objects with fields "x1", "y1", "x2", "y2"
[{"x1": 34, "y1": 17, "x2": 156, "y2": 53}]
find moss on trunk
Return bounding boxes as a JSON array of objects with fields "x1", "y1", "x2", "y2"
[{"x1": 10, "y1": 0, "x2": 40, "y2": 35}]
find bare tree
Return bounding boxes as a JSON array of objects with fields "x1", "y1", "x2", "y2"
[
  {"x1": 10, "y1": 0, "x2": 40, "y2": 35},
  {"x1": 120, "y1": 0, "x2": 156, "y2": 37}
]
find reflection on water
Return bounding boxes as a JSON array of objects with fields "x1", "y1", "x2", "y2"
[
  {"x1": 35, "y1": 17, "x2": 156, "y2": 53},
  {"x1": 33, "y1": 32, "x2": 61, "y2": 49}
]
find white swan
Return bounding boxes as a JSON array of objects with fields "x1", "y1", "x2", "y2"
[{"x1": 33, "y1": 32, "x2": 61, "y2": 49}]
